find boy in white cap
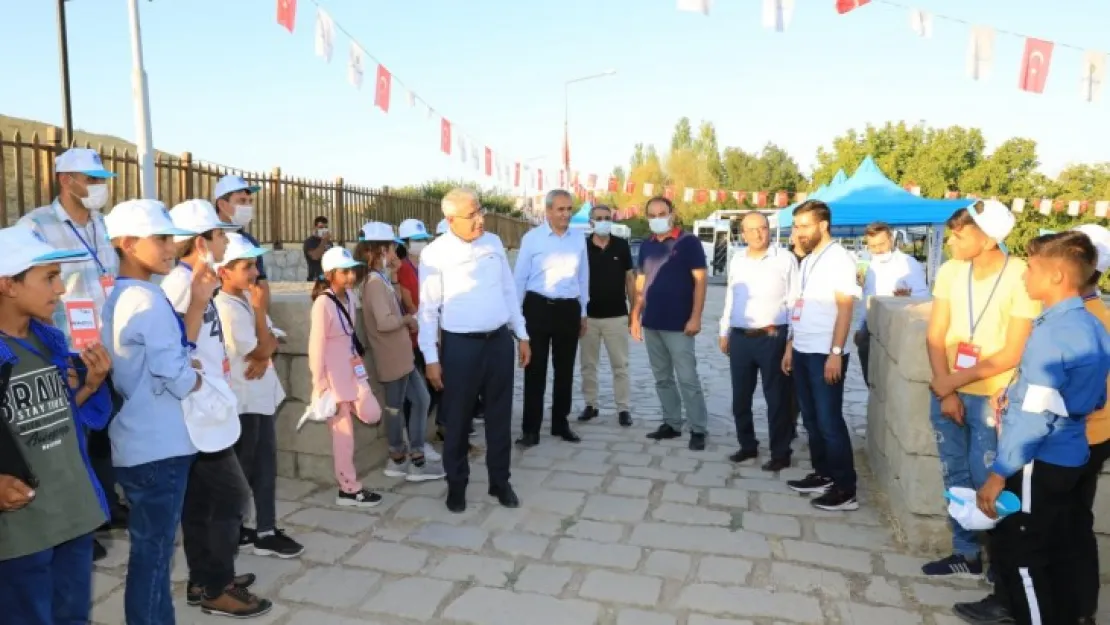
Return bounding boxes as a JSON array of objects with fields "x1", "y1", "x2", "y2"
[
  {"x1": 0, "y1": 224, "x2": 114, "y2": 625},
  {"x1": 213, "y1": 175, "x2": 271, "y2": 314},
  {"x1": 100, "y1": 199, "x2": 210, "y2": 625},
  {"x1": 214, "y1": 234, "x2": 305, "y2": 560},
  {"x1": 162, "y1": 200, "x2": 271, "y2": 618},
  {"x1": 922, "y1": 200, "x2": 1040, "y2": 581},
  {"x1": 19, "y1": 147, "x2": 127, "y2": 558}
]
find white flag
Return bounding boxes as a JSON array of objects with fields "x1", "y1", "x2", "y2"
[
  {"x1": 762, "y1": 0, "x2": 794, "y2": 33},
  {"x1": 966, "y1": 26, "x2": 995, "y2": 81},
  {"x1": 677, "y1": 0, "x2": 710, "y2": 15},
  {"x1": 471, "y1": 146, "x2": 480, "y2": 171},
  {"x1": 1012, "y1": 198, "x2": 1025, "y2": 213},
  {"x1": 1081, "y1": 50, "x2": 1107, "y2": 103},
  {"x1": 458, "y1": 135, "x2": 468, "y2": 163},
  {"x1": 1096, "y1": 200, "x2": 1109, "y2": 218},
  {"x1": 683, "y1": 188, "x2": 695, "y2": 202},
  {"x1": 348, "y1": 43, "x2": 365, "y2": 89},
  {"x1": 643, "y1": 183, "x2": 655, "y2": 196},
  {"x1": 1068, "y1": 200, "x2": 1081, "y2": 217},
  {"x1": 314, "y1": 10, "x2": 334, "y2": 62},
  {"x1": 909, "y1": 9, "x2": 932, "y2": 38},
  {"x1": 407, "y1": 90, "x2": 417, "y2": 108},
  {"x1": 1038, "y1": 199, "x2": 1053, "y2": 215}
]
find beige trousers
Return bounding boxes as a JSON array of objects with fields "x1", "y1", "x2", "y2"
[{"x1": 579, "y1": 315, "x2": 631, "y2": 412}]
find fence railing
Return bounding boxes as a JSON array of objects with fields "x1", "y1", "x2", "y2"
[{"x1": 0, "y1": 125, "x2": 529, "y2": 249}]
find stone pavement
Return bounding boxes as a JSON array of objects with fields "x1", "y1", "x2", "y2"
[{"x1": 89, "y1": 285, "x2": 1107, "y2": 624}]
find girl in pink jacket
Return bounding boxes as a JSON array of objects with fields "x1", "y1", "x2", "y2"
[{"x1": 308, "y1": 247, "x2": 382, "y2": 507}]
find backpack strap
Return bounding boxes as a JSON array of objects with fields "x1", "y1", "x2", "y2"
[{"x1": 324, "y1": 292, "x2": 366, "y2": 357}]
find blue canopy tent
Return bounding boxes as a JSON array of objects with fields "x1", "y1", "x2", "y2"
[
  {"x1": 570, "y1": 201, "x2": 592, "y2": 229},
  {"x1": 781, "y1": 168, "x2": 847, "y2": 213}
]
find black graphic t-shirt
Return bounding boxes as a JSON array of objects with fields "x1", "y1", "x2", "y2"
[{"x1": 0, "y1": 335, "x2": 104, "y2": 561}]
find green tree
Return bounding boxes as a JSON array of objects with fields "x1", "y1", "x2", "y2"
[
  {"x1": 670, "y1": 117, "x2": 693, "y2": 152},
  {"x1": 693, "y1": 121, "x2": 724, "y2": 185},
  {"x1": 630, "y1": 143, "x2": 645, "y2": 170}
]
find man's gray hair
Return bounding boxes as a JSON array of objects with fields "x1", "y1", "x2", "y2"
[
  {"x1": 545, "y1": 189, "x2": 573, "y2": 210},
  {"x1": 442, "y1": 187, "x2": 480, "y2": 217}
]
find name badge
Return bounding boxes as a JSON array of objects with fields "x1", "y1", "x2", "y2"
[
  {"x1": 99, "y1": 274, "x2": 116, "y2": 299},
  {"x1": 222, "y1": 357, "x2": 231, "y2": 379},
  {"x1": 954, "y1": 342, "x2": 980, "y2": 370},
  {"x1": 351, "y1": 356, "x2": 368, "y2": 381},
  {"x1": 64, "y1": 298, "x2": 100, "y2": 349},
  {"x1": 791, "y1": 298, "x2": 804, "y2": 322}
]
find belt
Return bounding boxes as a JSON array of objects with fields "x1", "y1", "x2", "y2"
[
  {"x1": 444, "y1": 325, "x2": 507, "y2": 340},
  {"x1": 526, "y1": 291, "x2": 578, "y2": 305},
  {"x1": 732, "y1": 325, "x2": 784, "y2": 338}
]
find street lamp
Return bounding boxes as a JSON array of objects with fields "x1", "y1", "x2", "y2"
[
  {"x1": 563, "y1": 69, "x2": 616, "y2": 176},
  {"x1": 56, "y1": 0, "x2": 73, "y2": 146},
  {"x1": 126, "y1": 0, "x2": 155, "y2": 199}
]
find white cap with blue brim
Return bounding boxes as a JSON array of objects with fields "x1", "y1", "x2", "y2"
[{"x1": 0, "y1": 224, "x2": 89, "y2": 278}]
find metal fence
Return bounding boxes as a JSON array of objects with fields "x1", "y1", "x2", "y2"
[{"x1": 0, "y1": 125, "x2": 529, "y2": 248}]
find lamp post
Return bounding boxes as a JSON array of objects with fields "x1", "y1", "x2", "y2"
[
  {"x1": 126, "y1": 0, "x2": 155, "y2": 199},
  {"x1": 55, "y1": 0, "x2": 73, "y2": 147},
  {"x1": 563, "y1": 70, "x2": 616, "y2": 177}
]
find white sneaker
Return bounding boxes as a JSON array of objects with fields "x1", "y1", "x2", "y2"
[
  {"x1": 383, "y1": 458, "x2": 408, "y2": 478},
  {"x1": 407, "y1": 459, "x2": 446, "y2": 482},
  {"x1": 423, "y1": 444, "x2": 442, "y2": 462}
]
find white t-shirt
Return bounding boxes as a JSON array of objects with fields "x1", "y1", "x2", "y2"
[
  {"x1": 789, "y1": 242, "x2": 862, "y2": 355},
  {"x1": 213, "y1": 291, "x2": 286, "y2": 415},
  {"x1": 161, "y1": 263, "x2": 228, "y2": 380}
]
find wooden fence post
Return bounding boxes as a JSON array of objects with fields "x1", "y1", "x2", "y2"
[
  {"x1": 40, "y1": 126, "x2": 63, "y2": 202},
  {"x1": 335, "y1": 176, "x2": 346, "y2": 245},
  {"x1": 180, "y1": 152, "x2": 193, "y2": 201},
  {"x1": 269, "y1": 167, "x2": 283, "y2": 249}
]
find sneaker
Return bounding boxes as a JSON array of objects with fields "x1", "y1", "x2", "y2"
[
  {"x1": 187, "y1": 573, "x2": 257, "y2": 606},
  {"x1": 729, "y1": 449, "x2": 758, "y2": 463},
  {"x1": 239, "y1": 527, "x2": 257, "y2": 547},
  {"x1": 253, "y1": 529, "x2": 305, "y2": 559},
  {"x1": 577, "y1": 405, "x2": 599, "y2": 422},
  {"x1": 407, "y1": 458, "x2": 446, "y2": 482},
  {"x1": 953, "y1": 594, "x2": 1014, "y2": 624},
  {"x1": 423, "y1": 444, "x2": 442, "y2": 462},
  {"x1": 811, "y1": 487, "x2": 859, "y2": 511},
  {"x1": 383, "y1": 457, "x2": 408, "y2": 478},
  {"x1": 689, "y1": 432, "x2": 706, "y2": 451},
  {"x1": 921, "y1": 553, "x2": 983, "y2": 578},
  {"x1": 786, "y1": 473, "x2": 833, "y2": 494},
  {"x1": 646, "y1": 423, "x2": 682, "y2": 441},
  {"x1": 200, "y1": 584, "x2": 272, "y2": 618},
  {"x1": 618, "y1": 411, "x2": 632, "y2": 427},
  {"x1": 336, "y1": 488, "x2": 383, "y2": 508}
]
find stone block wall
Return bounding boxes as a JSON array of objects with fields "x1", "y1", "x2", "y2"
[
  {"x1": 261, "y1": 245, "x2": 520, "y2": 283},
  {"x1": 867, "y1": 297, "x2": 1110, "y2": 562}
]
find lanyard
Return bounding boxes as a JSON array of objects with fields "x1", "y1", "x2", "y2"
[
  {"x1": 799, "y1": 243, "x2": 833, "y2": 295},
  {"x1": 66, "y1": 220, "x2": 107, "y2": 275},
  {"x1": 1084, "y1": 290, "x2": 1101, "y2": 302},
  {"x1": 115, "y1": 277, "x2": 189, "y2": 348},
  {"x1": 0, "y1": 332, "x2": 51, "y2": 363},
  {"x1": 967, "y1": 256, "x2": 1010, "y2": 340},
  {"x1": 374, "y1": 271, "x2": 404, "y2": 310},
  {"x1": 331, "y1": 290, "x2": 353, "y2": 336}
]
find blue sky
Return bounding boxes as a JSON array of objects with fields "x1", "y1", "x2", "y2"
[{"x1": 1, "y1": 0, "x2": 1106, "y2": 192}]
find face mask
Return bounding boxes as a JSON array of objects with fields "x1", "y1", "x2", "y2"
[
  {"x1": 317, "y1": 228, "x2": 329, "y2": 237},
  {"x1": 648, "y1": 218, "x2": 671, "y2": 235},
  {"x1": 80, "y1": 184, "x2": 109, "y2": 210},
  {"x1": 872, "y1": 252, "x2": 893, "y2": 263},
  {"x1": 593, "y1": 221, "x2": 613, "y2": 237},
  {"x1": 231, "y1": 204, "x2": 254, "y2": 227},
  {"x1": 408, "y1": 241, "x2": 426, "y2": 254}
]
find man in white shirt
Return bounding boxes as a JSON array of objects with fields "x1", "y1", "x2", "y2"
[
  {"x1": 854, "y1": 221, "x2": 929, "y2": 386},
  {"x1": 419, "y1": 188, "x2": 531, "y2": 514},
  {"x1": 513, "y1": 190, "x2": 589, "y2": 447},
  {"x1": 718, "y1": 212, "x2": 798, "y2": 472},
  {"x1": 781, "y1": 200, "x2": 862, "y2": 512}
]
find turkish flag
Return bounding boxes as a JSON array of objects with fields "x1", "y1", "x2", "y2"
[
  {"x1": 572, "y1": 172, "x2": 580, "y2": 188},
  {"x1": 737, "y1": 191, "x2": 748, "y2": 204},
  {"x1": 587, "y1": 174, "x2": 598, "y2": 190},
  {"x1": 514, "y1": 163, "x2": 521, "y2": 187},
  {"x1": 774, "y1": 191, "x2": 788, "y2": 207},
  {"x1": 755, "y1": 191, "x2": 768, "y2": 207},
  {"x1": 559, "y1": 171, "x2": 565, "y2": 188},
  {"x1": 374, "y1": 65, "x2": 392, "y2": 112},
  {"x1": 1018, "y1": 38, "x2": 1054, "y2": 94},
  {"x1": 836, "y1": 0, "x2": 870, "y2": 14},
  {"x1": 694, "y1": 189, "x2": 709, "y2": 204},
  {"x1": 625, "y1": 180, "x2": 636, "y2": 194},
  {"x1": 484, "y1": 148, "x2": 493, "y2": 177},
  {"x1": 608, "y1": 177, "x2": 619, "y2": 193},
  {"x1": 537, "y1": 169, "x2": 544, "y2": 191},
  {"x1": 440, "y1": 119, "x2": 452, "y2": 155},
  {"x1": 664, "y1": 186, "x2": 675, "y2": 200},
  {"x1": 716, "y1": 190, "x2": 728, "y2": 203},
  {"x1": 276, "y1": 0, "x2": 297, "y2": 32}
]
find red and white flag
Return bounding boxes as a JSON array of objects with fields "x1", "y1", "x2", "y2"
[
  {"x1": 587, "y1": 174, "x2": 598, "y2": 190},
  {"x1": 1081, "y1": 50, "x2": 1107, "y2": 103},
  {"x1": 625, "y1": 180, "x2": 636, "y2": 194},
  {"x1": 608, "y1": 177, "x2": 619, "y2": 193},
  {"x1": 966, "y1": 26, "x2": 996, "y2": 81},
  {"x1": 440, "y1": 119, "x2": 452, "y2": 155},
  {"x1": 374, "y1": 65, "x2": 392, "y2": 113},
  {"x1": 717, "y1": 190, "x2": 728, "y2": 203},
  {"x1": 537, "y1": 169, "x2": 544, "y2": 192},
  {"x1": 909, "y1": 9, "x2": 932, "y2": 38},
  {"x1": 677, "y1": 0, "x2": 710, "y2": 15},
  {"x1": 695, "y1": 189, "x2": 709, "y2": 204},
  {"x1": 835, "y1": 0, "x2": 869, "y2": 15},
  {"x1": 276, "y1": 0, "x2": 297, "y2": 33},
  {"x1": 484, "y1": 148, "x2": 493, "y2": 177},
  {"x1": 1018, "y1": 37, "x2": 1054, "y2": 94},
  {"x1": 313, "y1": 9, "x2": 334, "y2": 61},
  {"x1": 348, "y1": 43, "x2": 365, "y2": 89}
]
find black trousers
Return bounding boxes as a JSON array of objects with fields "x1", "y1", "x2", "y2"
[
  {"x1": 991, "y1": 460, "x2": 1084, "y2": 625},
  {"x1": 521, "y1": 292, "x2": 580, "y2": 435},
  {"x1": 1074, "y1": 439, "x2": 1110, "y2": 618},
  {"x1": 729, "y1": 326, "x2": 792, "y2": 460},
  {"x1": 181, "y1": 448, "x2": 251, "y2": 597},
  {"x1": 440, "y1": 326, "x2": 514, "y2": 487}
]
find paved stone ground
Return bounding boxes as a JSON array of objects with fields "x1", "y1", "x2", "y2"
[{"x1": 90, "y1": 285, "x2": 1109, "y2": 624}]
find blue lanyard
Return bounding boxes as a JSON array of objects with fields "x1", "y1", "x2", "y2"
[
  {"x1": 66, "y1": 220, "x2": 107, "y2": 275},
  {"x1": 967, "y1": 256, "x2": 1009, "y2": 341},
  {"x1": 115, "y1": 277, "x2": 190, "y2": 349},
  {"x1": 0, "y1": 332, "x2": 52, "y2": 363},
  {"x1": 799, "y1": 244, "x2": 833, "y2": 295},
  {"x1": 331, "y1": 290, "x2": 353, "y2": 336},
  {"x1": 374, "y1": 271, "x2": 404, "y2": 310}
]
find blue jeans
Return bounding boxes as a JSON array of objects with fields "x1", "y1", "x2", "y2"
[
  {"x1": 929, "y1": 392, "x2": 997, "y2": 558},
  {"x1": 645, "y1": 329, "x2": 708, "y2": 435},
  {"x1": 116, "y1": 454, "x2": 194, "y2": 625},
  {"x1": 0, "y1": 533, "x2": 94, "y2": 625},
  {"x1": 793, "y1": 350, "x2": 856, "y2": 492}
]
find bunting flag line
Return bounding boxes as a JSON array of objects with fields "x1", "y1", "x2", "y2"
[
  {"x1": 374, "y1": 64, "x2": 392, "y2": 113},
  {"x1": 966, "y1": 25, "x2": 995, "y2": 81},
  {"x1": 1081, "y1": 50, "x2": 1106, "y2": 103},
  {"x1": 313, "y1": 9, "x2": 334, "y2": 61},
  {"x1": 908, "y1": 9, "x2": 932, "y2": 38},
  {"x1": 347, "y1": 42, "x2": 364, "y2": 89},
  {"x1": 1018, "y1": 38, "x2": 1054, "y2": 94}
]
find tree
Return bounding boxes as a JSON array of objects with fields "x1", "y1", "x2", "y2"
[
  {"x1": 630, "y1": 143, "x2": 645, "y2": 170},
  {"x1": 693, "y1": 121, "x2": 724, "y2": 185},
  {"x1": 670, "y1": 117, "x2": 693, "y2": 152}
]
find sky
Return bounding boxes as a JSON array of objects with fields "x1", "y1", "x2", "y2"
[{"x1": 1, "y1": 0, "x2": 1107, "y2": 194}]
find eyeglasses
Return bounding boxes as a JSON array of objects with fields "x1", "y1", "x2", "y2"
[{"x1": 457, "y1": 208, "x2": 486, "y2": 220}]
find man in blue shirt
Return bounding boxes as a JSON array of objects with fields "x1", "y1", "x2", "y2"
[
  {"x1": 631, "y1": 196, "x2": 710, "y2": 450},
  {"x1": 976, "y1": 231, "x2": 1110, "y2": 625}
]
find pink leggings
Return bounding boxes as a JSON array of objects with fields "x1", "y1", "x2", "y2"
[{"x1": 329, "y1": 402, "x2": 362, "y2": 493}]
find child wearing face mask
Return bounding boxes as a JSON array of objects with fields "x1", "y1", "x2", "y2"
[{"x1": 309, "y1": 248, "x2": 383, "y2": 508}]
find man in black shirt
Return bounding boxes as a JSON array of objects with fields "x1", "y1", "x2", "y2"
[
  {"x1": 577, "y1": 205, "x2": 635, "y2": 427},
  {"x1": 303, "y1": 215, "x2": 331, "y2": 281}
]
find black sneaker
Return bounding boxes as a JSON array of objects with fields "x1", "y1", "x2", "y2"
[
  {"x1": 646, "y1": 424, "x2": 682, "y2": 441},
  {"x1": 577, "y1": 406, "x2": 599, "y2": 422},
  {"x1": 253, "y1": 529, "x2": 305, "y2": 559},
  {"x1": 618, "y1": 411, "x2": 632, "y2": 427},
  {"x1": 921, "y1": 553, "x2": 983, "y2": 578},
  {"x1": 239, "y1": 527, "x2": 257, "y2": 547},
  {"x1": 811, "y1": 487, "x2": 859, "y2": 511},
  {"x1": 689, "y1": 433, "x2": 706, "y2": 451},
  {"x1": 786, "y1": 473, "x2": 833, "y2": 494},
  {"x1": 336, "y1": 488, "x2": 383, "y2": 508},
  {"x1": 187, "y1": 573, "x2": 257, "y2": 606},
  {"x1": 953, "y1": 594, "x2": 1013, "y2": 624},
  {"x1": 729, "y1": 449, "x2": 758, "y2": 463}
]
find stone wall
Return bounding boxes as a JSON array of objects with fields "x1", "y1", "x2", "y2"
[
  {"x1": 262, "y1": 245, "x2": 521, "y2": 283},
  {"x1": 866, "y1": 297, "x2": 1110, "y2": 562}
]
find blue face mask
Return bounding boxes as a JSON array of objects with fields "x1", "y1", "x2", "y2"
[{"x1": 648, "y1": 218, "x2": 671, "y2": 234}]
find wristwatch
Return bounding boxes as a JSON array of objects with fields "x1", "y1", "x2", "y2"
[{"x1": 830, "y1": 346, "x2": 844, "y2": 356}]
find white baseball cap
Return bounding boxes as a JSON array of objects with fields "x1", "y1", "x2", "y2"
[
  {"x1": 104, "y1": 199, "x2": 195, "y2": 239},
  {"x1": 966, "y1": 199, "x2": 1016, "y2": 246},
  {"x1": 321, "y1": 247, "x2": 363, "y2": 273},
  {"x1": 55, "y1": 148, "x2": 116, "y2": 179},
  {"x1": 213, "y1": 174, "x2": 261, "y2": 200},
  {"x1": 398, "y1": 218, "x2": 431, "y2": 241},
  {"x1": 435, "y1": 218, "x2": 449, "y2": 236},
  {"x1": 216, "y1": 232, "x2": 268, "y2": 268},
  {"x1": 0, "y1": 224, "x2": 89, "y2": 278},
  {"x1": 1073, "y1": 224, "x2": 1110, "y2": 273},
  {"x1": 359, "y1": 221, "x2": 395, "y2": 243},
  {"x1": 170, "y1": 199, "x2": 239, "y2": 242}
]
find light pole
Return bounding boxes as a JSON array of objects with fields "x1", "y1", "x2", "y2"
[
  {"x1": 563, "y1": 70, "x2": 616, "y2": 177},
  {"x1": 55, "y1": 0, "x2": 74, "y2": 147},
  {"x1": 127, "y1": 0, "x2": 155, "y2": 199}
]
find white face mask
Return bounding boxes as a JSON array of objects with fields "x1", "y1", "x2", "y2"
[
  {"x1": 231, "y1": 204, "x2": 254, "y2": 227},
  {"x1": 408, "y1": 241, "x2": 427, "y2": 254},
  {"x1": 593, "y1": 221, "x2": 613, "y2": 237},
  {"x1": 648, "y1": 217, "x2": 672, "y2": 235},
  {"x1": 80, "y1": 184, "x2": 109, "y2": 210},
  {"x1": 317, "y1": 227, "x2": 329, "y2": 238}
]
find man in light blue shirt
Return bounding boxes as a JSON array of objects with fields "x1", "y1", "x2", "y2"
[{"x1": 513, "y1": 189, "x2": 589, "y2": 447}]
